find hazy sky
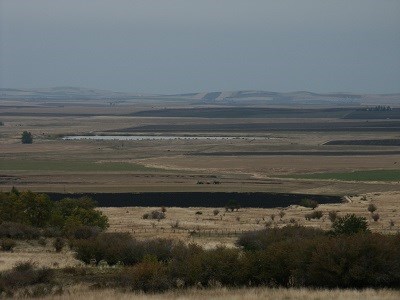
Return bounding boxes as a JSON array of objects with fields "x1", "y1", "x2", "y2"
[{"x1": 1, "y1": 0, "x2": 399, "y2": 94}]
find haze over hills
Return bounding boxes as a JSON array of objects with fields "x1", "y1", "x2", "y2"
[{"x1": 0, "y1": 87, "x2": 399, "y2": 105}]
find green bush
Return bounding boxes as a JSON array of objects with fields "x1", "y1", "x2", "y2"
[
  {"x1": 331, "y1": 214, "x2": 369, "y2": 235},
  {"x1": 21, "y1": 131, "x2": 33, "y2": 144},
  {"x1": 0, "y1": 191, "x2": 108, "y2": 238}
]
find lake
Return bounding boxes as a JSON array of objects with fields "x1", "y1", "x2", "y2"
[{"x1": 62, "y1": 135, "x2": 273, "y2": 141}]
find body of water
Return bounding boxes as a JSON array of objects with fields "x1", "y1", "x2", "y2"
[{"x1": 62, "y1": 135, "x2": 272, "y2": 141}]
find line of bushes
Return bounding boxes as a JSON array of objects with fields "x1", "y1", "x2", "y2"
[
  {"x1": 69, "y1": 220, "x2": 400, "y2": 290},
  {"x1": 0, "y1": 262, "x2": 55, "y2": 297}
]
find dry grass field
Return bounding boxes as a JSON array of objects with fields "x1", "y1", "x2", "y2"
[
  {"x1": 39, "y1": 286, "x2": 400, "y2": 300},
  {"x1": 101, "y1": 191, "x2": 400, "y2": 248}
]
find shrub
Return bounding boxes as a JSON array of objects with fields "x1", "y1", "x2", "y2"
[
  {"x1": 53, "y1": 237, "x2": 65, "y2": 252},
  {"x1": 73, "y1": 232, "x2": 141, "y2": 265},
  {"x1": 372, "y1": 213, "x2": 380, "y2": 222},
  {"x1": 213, "y1": 209, "x2": 220, "y2": 216},
  {"x1": 368, "y1": 203, "x2": 377, "y2": 213},
  {"x1": 143, "y1": 211, "x2": 165, "y2": 220},
  {"x1": 331, "y1": 214, "x2": 369, "y2": 235},
  {"x1": 1, "y1": 238, "x2": 16, "y2": 251},
  {"x1": 21, "y1": 131, "x2": 33, "y2": 144},
  {"x1": 308, "y1": 234, "x2": 400, "y2": 288},
  {"x1": 161, "y1": 207, "x2": 167, "y2": 213},
  {"x1": 71, "y1": 225, "x2": 101, "y2": 240},
  {"x1": 328, "y1": 211, "x2": 338, "y2": 222},
  {"x1": 279, "y1": 210, "x2": 285, "y2": 219},
  {"x1": 171, "y1": 220, "x2": 179, "y2": 229},
  {"x1": 73, "y1": 233, "x2": 176, "y2": 266},
  {"x1": 236, "y1": 226, "x2": 325, "y2": 251},
  {"x1": 38, "y1": 237, "x2": 47, "y2": 247},
  {"x1": 305, "y1": 211, "x2": 323, "y2": 220},
  {"x1": 0, "y1": 222, "x2": 41, "y2": 239},
  {"x1": 0, "y1": 262, "x2": 54, "y2": 294},
  {"x1": 270, "y1": 214, "x2": 275, "y2": 221},
  {"x1": 299, "y1": 199, "x2": 319, "y2": 209},
  {"x1": 169, "y1": 246, "x2": 246, "y2": 287},
  {"x1": 116, "y1": 260, "x2": 171, "y2": 292}
]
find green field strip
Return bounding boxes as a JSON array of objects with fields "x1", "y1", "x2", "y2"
[{"x1": 283, "y1": 169, "x2": 400, "y2": 182}]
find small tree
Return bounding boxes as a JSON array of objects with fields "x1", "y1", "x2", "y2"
[
  {"x1": 331, "y1": 214, "x2": 369, "y2": 235},
  {"x1": 368, "y1": 203, "x2": 377, "y2": 213},
  {"x1": 21, "y1": 131, "x2": 33, "y2": 144}
]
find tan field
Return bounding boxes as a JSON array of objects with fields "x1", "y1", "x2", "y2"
[{"x1": 39, "y1": 286, "x2": 400, "y2": 300}]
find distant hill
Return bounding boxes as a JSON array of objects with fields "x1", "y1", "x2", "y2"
[
  {"x1": 0, "y1": 87, "x2": 138, "y2": 100},
  {"x1": 1, "y1": 87, "x2": 399, "y2": 105}
]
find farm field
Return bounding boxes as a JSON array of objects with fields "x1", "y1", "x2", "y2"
[{"x1": 1, "y1": 104, "x2": 400, "y2": 195}]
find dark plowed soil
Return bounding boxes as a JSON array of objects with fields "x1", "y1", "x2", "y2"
[
  {"x1": 46, "y1": 192, "x2": 342, "y2": 208},
  {"x1": 112, "y1": 121, "x2": 400, "y2": 133},
  {"x1": 324, "y1": 139, "x2": 400, "y2": 146}
]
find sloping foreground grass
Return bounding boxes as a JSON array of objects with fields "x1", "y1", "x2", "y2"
[
  {"x1": 287, "y1": 169, "x2": 400, "y2": 182},
  {"x1": 0, "y1": 160, "x2": 159, "y2": 172},
  {"x1": 40, "y1": 286, "x2": 400, "y2": 300}
]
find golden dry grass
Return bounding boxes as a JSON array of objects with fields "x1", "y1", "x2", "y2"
[
  {"x1": 100, "y1": 191, "x2": 400, "y2": 248},
  {"x1": 40, "y1": 286, "x2": 400, "y2": 300},
  {"x1": 0, "y1": 239, "x2": 83, "y2": 272}
]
